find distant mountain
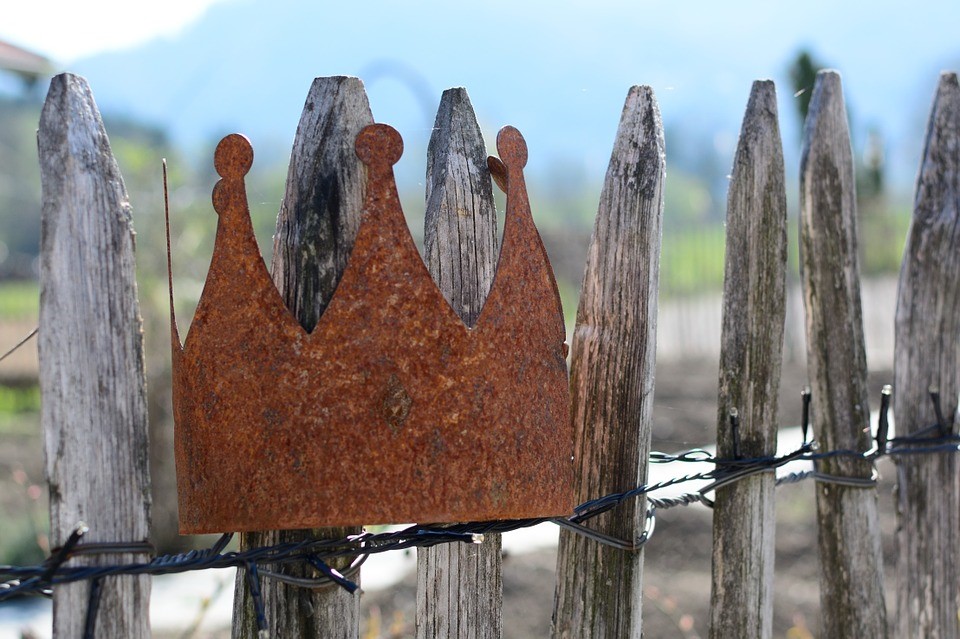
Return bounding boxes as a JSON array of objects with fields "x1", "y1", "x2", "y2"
[{"x1": 70, "y1": 0, "x2": 960, "y2": 189}]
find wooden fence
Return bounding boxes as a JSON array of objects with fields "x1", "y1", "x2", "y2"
[{"x1": 31, "y1": 69, "x2": 959, "y2": 638}]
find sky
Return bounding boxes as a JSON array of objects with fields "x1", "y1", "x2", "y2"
[
  {"x1": 3, "y1": 0, "x2": 960, "y2": 192},
  {"x1": 2, "y1": 0, "x2": 228, "y2": 62}
]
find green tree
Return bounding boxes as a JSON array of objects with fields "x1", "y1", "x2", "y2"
[
  {"x1": 860, "y1": 126, "x2": 885, "y2": 200},
  {"x1": 788, "y1": 50, "x2": 826, "y2": 129}
]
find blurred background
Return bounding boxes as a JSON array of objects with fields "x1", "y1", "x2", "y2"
[{"x1": 0, "y1": 1, "x2": 958, "y2": 636}]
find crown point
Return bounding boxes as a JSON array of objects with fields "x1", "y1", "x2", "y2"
[
  {"x1": 487, "y1": 156, "x2": 508, "y2": 193},
  {"x1": 496, "y1": 126, "x2": 528, "y2": 170},
  {"x1": 356, "y1": 124, "x2": 403, "y2": 167},
  {"x1": 214, "y1": 134, "x2": 253, "y2": 179}
]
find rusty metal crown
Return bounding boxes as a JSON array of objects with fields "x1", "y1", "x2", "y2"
[{"x1": 168, "y1": 123, "x2": 572, "y2": 534}]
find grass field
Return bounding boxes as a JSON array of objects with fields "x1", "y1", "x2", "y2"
[{"x1": 0, "y1": 281, "x2": 38, "y2": 318}]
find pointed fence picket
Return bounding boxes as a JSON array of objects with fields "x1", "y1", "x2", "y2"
[
  {"x1": 37, "y1": 73, "x2": 151, "y2": 638},
  {"x1": 27, "y1": 70, "x2": 960, "y2": 639},
  {"x1": 417, "y1": 87, "x2": 503, "y2": 639},
  {"x1": 552, "y1": 85, "x2": 664, "y2": 639},
  {"x1": 231, "y1": 76, "x2": 373, "y2": 639},
  {"x1": 894, "y1": 71, "x2": 960, "y2": 639},
  {"x1": 799, "y1": 70, "x2": 888, "y2": 638},
  {"x1": 709, "y1": 79, "x2": 786, "y2": 639}
]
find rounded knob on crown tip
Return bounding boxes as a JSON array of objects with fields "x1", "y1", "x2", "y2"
[
  {"x1": 356, "y1": 124, "x2": 403, "y2": 167},
  {"x1": 496, "y1": 126, "x2": 528, "y2": 171},
  {"x1": 214, "y1": 134, "x2": 254, "y2": 179}
]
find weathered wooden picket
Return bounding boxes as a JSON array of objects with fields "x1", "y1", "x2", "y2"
[
  {"x1": 417, "y1": 87, "x2": 503, "y2": 639},
  {"x1": 553, "y1": 84, "x2": 662, "y2": 639},
  {"x1": 799, "y1": 72, "x2": 887, "y2": 638},
  {"x1": 33, "y1": 68, "x2": 959, "y2": 638},
  {"x1": 894, "y1": 72, "x2": 960, "y2": 638},
  {"x1": 709, "y1": 80, "x2": 785, "y2": 639},
  {"x1": 232, "y1": 76, "x2": 372, "y2": 639},
  {"x1": 38, "y1": 74, "x2": 151, "y2": 639}
]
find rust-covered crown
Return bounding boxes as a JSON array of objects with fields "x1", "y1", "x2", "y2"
[{"x1": 168, "y1": 124, "x2": 571, "y2": 534}]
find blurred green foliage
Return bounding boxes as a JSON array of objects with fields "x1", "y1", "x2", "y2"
[
  {"x1": 859, "y1": 201, "x2": 912, "y2": 275},
  {"x1": 0, "y1": 498, "x2": 47, "y2": 566},
  {"x1": 0, "y1": 384, "x2": 40, "y2": 417},
  {"x1": 0, "y1": 386, "x2": 46, "y2": 564},
  {"x1": 0, "y1": 280, "x2": 38, "y2": 316},
  {"x1": 661, "y1": 225, "x2": 726, "y2": 296},
  {"x1": 0, "y1": 97, "x2": 43, "y2": 270},
  {"x1": 788, "y1": 50, "x2": 825, "y2": 128}
]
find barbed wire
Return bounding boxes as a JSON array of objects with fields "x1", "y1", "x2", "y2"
[
  {"x1": 1, "y1": 327, "x2": 958, "y2": 637},
  {"x1": 0, "y1": 326, "x2": 37, "y2": 364}
]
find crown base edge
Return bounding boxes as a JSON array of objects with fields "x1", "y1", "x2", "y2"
[{"x1": 177, "y1": 497, "x2": 575, "y2": 535}]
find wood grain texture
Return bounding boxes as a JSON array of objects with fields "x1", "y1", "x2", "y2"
[
  {"x1": 271, "y1": 76, "x2": 375, "y2": 332},
  {"x1": 37, "y1": 73, "x2": 151, "y2": 638},
  {"x1": 416, "y1": 87, "x2": 503, "y2": 639},
  {"x1": 798, "y1": 70, "x2": 887, "y2": 639},
  {"x1": 422, "y1": 88, "x2": 500, "y2": 328},
  {"x1": 551, "y1": 86, "x2": 664, "y2": 639},
  {"x1": 232, "y1": 76, "x2": 372, "y2": 639},
  {"x1": 709, "y1": 80, "x2": 786, "y2": 639},
  {"x1": 893, "y1": 72, "x2": 960, "y2": 639}
]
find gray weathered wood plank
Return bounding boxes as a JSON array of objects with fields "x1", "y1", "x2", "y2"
[
  {"x1": 416, "y1": 87, "x2": 502, "y2": 639},
  {"x1": 894, "y1": 71, "x2": 960, "y2": 639},
  {"x1": 798, "y1": 70, "x2": 887, "y2": 639},
  {"x1": 709, "y1": 80, "x2": 786, "y2": 639},
  {"x1": 551, "y1": 86, "x2": 664, "y2": 639},
  {"x1": 38, "y1": 72, "x2": 151, "y2": 638},
  {"x1": 232, "y1": 76, "x2": 372, "y2": 639}
]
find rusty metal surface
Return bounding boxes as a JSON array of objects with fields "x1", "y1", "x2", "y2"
[{"x1": 169, "y1": 124, "x2": 571, "y2": 533}]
